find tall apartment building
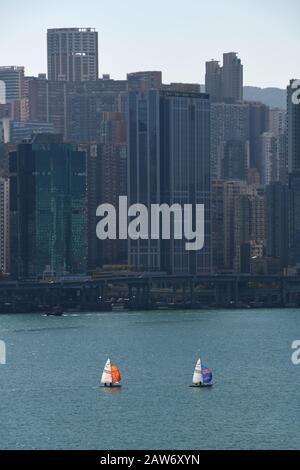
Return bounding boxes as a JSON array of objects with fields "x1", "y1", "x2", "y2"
[
  {"x1": 223, "y1": 180, "x2": 249, "y2": 270},
  {"x1": 210, "y1": 102, "x2": 250, "y2": 179},
  {"x1": 269, "y1": 108, "x2": 287, "y2": 136},
  {"x1": 0, "y1": 66, "x2": 25, "y2": 101},
  {"x1": 0, "y1": 178, "x2": 9, "y2": 274},
  {"x1": 222, "y1": 52, "x2": 243, "y2": 102},
  {"x1": 28, "y1": 77, "x2": 127, "y2": 140},
  {"x1": 127, "y1": 90, "x2": 211, "y2": 274},
  {"x1": 47, "y1": 28, "x2": 99, "y2": 82},
  {"x1": 205, "y1": 52, "x2": 243, "y2": 103},
  {"x1": 234, "y1": 192, "x2": 265, "y2": 273},
  {"x1": 80, "y1": 112, "x2": 127, "y2": 270},
  {"x1": 205, "y1": 60, "x2": 222, "y2": 102},
  {"x1": 9, "y1": 134, "x2": 87, "y2": 278},
  {"x1": 260, "y1": 131, "x2": 288, "y2": 186}
]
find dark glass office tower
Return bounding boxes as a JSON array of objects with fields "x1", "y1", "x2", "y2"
[
  {"x1": 288, "y1": 171, "x2": 300, "y2": 267},
  {"x1": 9, "y1": 134, "x2": 87, "y2": 279},
  {"x1": 265, "y1": 182, "x2": 289, "y2": 271},
  {"x1": 127, "y1": 90, "x2": 212, "y2": 274}
]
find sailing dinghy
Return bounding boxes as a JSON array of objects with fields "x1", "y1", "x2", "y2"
[
  {"x1": 101, "y1": 358, "x2": 122, "y2": 388},
  {"x1": 189, "y1": 358, "x2": 213, "y2": 387}
]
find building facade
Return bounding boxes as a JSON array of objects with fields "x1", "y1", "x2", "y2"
[
  {"x1": 47, "y1": 28, "x2": 99, "y2": 82},
  {"x1": 0, "y1": 178, "x2": 9, "y2": 274},
  {"x1": 127, "y1": 90, "x2": 212, "y2": 274},
  {"x1": 0, "y1": 66, "x2": 25, "y2": 101},
  {"x1": 9, "y1": 134, "x2": 87, "y2": 278}
]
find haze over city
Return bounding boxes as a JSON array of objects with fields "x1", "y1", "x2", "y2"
[{"x1": 1, "y1": 0, "x2": 299, "y2": 88}]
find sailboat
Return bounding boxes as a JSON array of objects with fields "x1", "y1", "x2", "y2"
[
  {"x1": 190, "y1": 358, "x2": 213, "y2": 387},
  {"x1": 101, "y1": 358, "x2": 122, "y2": 388}
]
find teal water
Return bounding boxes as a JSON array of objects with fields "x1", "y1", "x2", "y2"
[{"x1": 0, "y1": 309, "x2": 299, "y2": 450}]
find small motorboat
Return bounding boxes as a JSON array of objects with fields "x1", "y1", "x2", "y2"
[
  {"x1": 189, "y1": 358, "x2": 213, "y2": 388},
  {"x1": 45, "y1": 306, "x2": 64, "y2": 317},
  {"x1": 100, "y1": 358, "x2": 122, "y2": 388}
]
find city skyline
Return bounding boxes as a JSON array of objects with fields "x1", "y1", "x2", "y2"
[{"x1": 1, "y1": 0, "x2": 299, "y2": 88}]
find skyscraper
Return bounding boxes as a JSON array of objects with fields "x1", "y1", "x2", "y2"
[
  {"x1": 205, "y1": 60, "x2": 222, "y2": 102},
  {"x1": 222, "y1": 52, "x2": 243, "y2": 102},
  {"x1": 9, "y1": 134, "x2": 87, "y2": 278},
  {"x1": 0, "y1": 178, "x2": 9, "y2": 274},
  {"x1": 0, "y1": 66, "x2": 25, "y2": 101},
  {"x1": 127, "y1": 90, "x2": 211, "y2": 274},
  {"x1": 265, "y1": 182, "x2": 289, "y2": 271},
  {"x1": 287, "y1": 79, "x2": 300, "y2": 173},
  {"x1": 210, "y1": 102, "x2": 250, "y2": 180},
  {"x1": 80, "y1": 112, "x2": 127, "y2": 270},
  {"x1": 288, "y1": 171, "x2": 300, "y2": 267},
  {"x1": 247, "y1": 101, "x2": 270, "y2": 172},
  {"x1": 205, "y1": 53, "x2": 243, "y2": 103},
  {"x1": 47, "y1": 28, "x2": 99, "y2": 82}
]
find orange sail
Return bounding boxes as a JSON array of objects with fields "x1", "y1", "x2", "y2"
[{"x1": 111, "y1": 365, "x2": 121, "y2": 383}]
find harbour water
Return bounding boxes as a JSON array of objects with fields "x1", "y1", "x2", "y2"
[{"x1": 0, "y1": 308, "x2": 299, "y2": 450}]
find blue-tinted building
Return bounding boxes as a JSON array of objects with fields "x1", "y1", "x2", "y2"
[
  {"x1": 127, "y1": 90, "x2": 212, "y2": 274},
  {"x1": 9, "y1": 134, "x2": 87, "y2": 278}
]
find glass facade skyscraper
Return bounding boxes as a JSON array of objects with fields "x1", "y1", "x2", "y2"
[
  {"x1": 127, "y1": 90, "x2": 212, "y2": 274},
  {"x1": 9, "y1": 134, "x2": 87, "y2": 278}
]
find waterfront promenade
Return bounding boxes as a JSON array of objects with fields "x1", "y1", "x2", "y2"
[{"x1": 0, "y1": 274, "x2": 300, "y2": 313}]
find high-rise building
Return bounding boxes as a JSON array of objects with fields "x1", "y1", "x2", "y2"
[
  {"x1": 265, "y1": 182, "x2": 289, "y2": 271},
  {"x1": 260, "y1": 131, "x2": 288, "y2": 186},
  {"x1": 205, "y1": 60, "x2": 222, "y2": 102},
  {"x1": 210, "y1": 102, "x2": 250, "y2": 179},
  {"x1": 0, "y1": 81, "x2": 5, "y2": 104},
  {"x1": 162, "y1": 82, "x2": 201, "y2": 94},
  {"x1": 3, "y1": 120, "x2": 55, "y2": 144},
  {"x1": 127, "y1": 90, "x2": 211, "y2": 274},
  {"x1": 9, "y1": 134, "x2": 87, "y2": 278},
  {"x1": 80, "y1": 112, "x2": 127, "y2": 270},
  {"x1": 0, "y1": 178, "x2": 9, "y2": 274},
  {"x1": 234, "y1": 192, "x2": 265, "y2": 273},
  {"x1": 287, "y1": 79, "x2": 300, "y2": 173},
  {"x1": 47, "y1": 28, "x2": 99, "y2": 82},
  {"x1": 222, "y1": 52, "x2": 243, "y2": 102},
  {"x1": 269, "y1": 108, "x2": 286, "y2": 136},
  {"x1": 28, "y1": 77, "x2": 128, "y2": 140},
  {"x1": 247, "y1": 101, "x2": 270, "y2": 171},
  {"x1": 223, "y1": 180, "x2": 248, "y2": 270},
  {"x1": 0, "y1": 66, "x2": 25, "y2": 101},
  {"x1": 288, "y1": 170, "x2": 300, "y2": 267},
  {"x1": 211, "y1": 180, "x2": 226, "y2": 271},
  {"x1": 222, "y1": 140, "x2": 248, "y2": 181},
  {"x1": 205, "y1": 53, "x2": 243, "y2": 103},
  {"x1": 127, "y1": 71, "x2": 162, "y2": 92}
]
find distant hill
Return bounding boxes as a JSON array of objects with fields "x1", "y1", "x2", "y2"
[{"x1": 243, "y1": 86, "x2": 286, "y2": 109}]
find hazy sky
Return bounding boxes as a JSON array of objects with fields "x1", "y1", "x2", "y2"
[{"x1": 1, "y1": 0, "x2": 299, "y2": 88}]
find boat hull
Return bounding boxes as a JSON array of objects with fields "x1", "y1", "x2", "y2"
[
  {"x1": 101, "y1": 384, "x2": 122, "y2": 388},
  {"x1": 189, "y1": 384, "x2": 213, "y2": 388}
]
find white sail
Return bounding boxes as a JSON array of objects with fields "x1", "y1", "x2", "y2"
[
  {"x1": 101, "y1": 358, "x2": 112, "y2": 384},
  {"x1": 192, "y1": 358, "x2": 203, "y2": 384}
]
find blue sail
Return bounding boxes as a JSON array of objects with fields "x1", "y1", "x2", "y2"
[{"x1": 202, "y1": 365, "x2": 213, "y2": 384}]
